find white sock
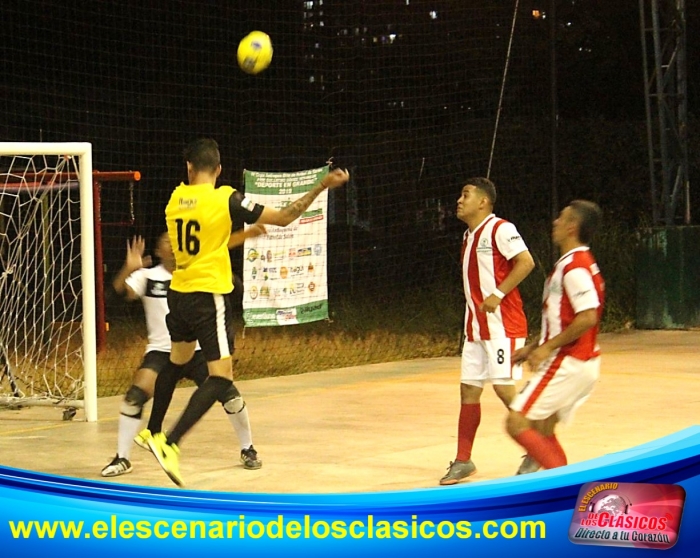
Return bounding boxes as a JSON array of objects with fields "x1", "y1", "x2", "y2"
[
  {"x1": 227, "y1": 406, "x2": 253, "y2": 449},
  {"x1": 117, "y1": 414, "x2": 141, "y2": 459}
]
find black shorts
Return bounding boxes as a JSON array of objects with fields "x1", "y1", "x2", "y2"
[
  {"x1": 139, "y1": 350, "x2": 209, "y2": 385},
  {"x1": 166, "y1": 290, "x2": 235, "y2": 362}
]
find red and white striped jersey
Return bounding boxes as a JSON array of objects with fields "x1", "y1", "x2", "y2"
[
  {"x1": 461, "y1": 214, "x2": 529, "y2": 341},
  {"x1": 540, "y1": 247, "x2": 605, "y2": 360}
]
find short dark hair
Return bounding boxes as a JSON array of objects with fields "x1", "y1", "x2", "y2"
[
  {"x1": 465, "y1": 177, "x2": 497, "y2": 206},
  {"x1": 183, "y1": 138, "x2": 220, "y2": 172},
  {"x1": 569, "y1": 199, "x2": 602, "y2": 244}
]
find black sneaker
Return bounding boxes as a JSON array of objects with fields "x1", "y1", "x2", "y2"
[
  {"x1": 240, "y1": 446, "x2": 262, "y2": 470},
  {"x1": 101, "y1": 455, "x2": 133, "y2": 477}
]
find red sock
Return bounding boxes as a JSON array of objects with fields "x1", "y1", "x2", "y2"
[
  {"x1": 456, "y1": 403, "x2": 481, "y2": 461},
  {"x1": 547, "y1": 434, "x2": 568, "y2": 466},
  {"x1": 515, "y1": 429, "x2": 567, "y2": 469}
]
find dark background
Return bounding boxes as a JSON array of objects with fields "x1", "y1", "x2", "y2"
[{"x1": 1, "y1": 0, "x2": 697, "y2": 330}]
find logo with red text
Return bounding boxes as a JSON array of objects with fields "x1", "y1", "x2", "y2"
[{"x1": 569, "y1": 482, "x2": 685, "y2": 550}]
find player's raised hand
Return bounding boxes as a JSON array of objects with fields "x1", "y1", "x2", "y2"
[
  {"x1": 321, "y1": 168, "x2": 350, "y2": 190},
  {"x1": 525, "y1": 345, "x2": 551, "y2": 373},
  {"x1": 512, "y1": 344, "x2": 534, "y2": 365},
  {"x1": 125, "y1": 236, "x2": 150, "y2": 271}
]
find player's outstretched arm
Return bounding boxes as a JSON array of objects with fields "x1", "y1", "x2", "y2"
[
  {"x1": 113, "y1": 236, "x2": 150, "y2": 300},
  {"x1": 256, "y1": 168, "x2": 350, "y2": 227},
  {"x1": 228, "y1": 224, "x2": 267, "y2": 249}
]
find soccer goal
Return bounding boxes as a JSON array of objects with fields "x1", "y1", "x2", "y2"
[{"x1": 0, "y1": 142, "x2": 97, "y2": 422}]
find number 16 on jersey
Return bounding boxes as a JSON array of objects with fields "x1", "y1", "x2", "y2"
[{"x1": 175, "y1": 218, "x2": 201, "y2": 255}]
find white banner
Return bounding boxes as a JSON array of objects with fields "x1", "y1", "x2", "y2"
[{"x1": 242, "y1": 166, "x2": 329, "y2": 327}]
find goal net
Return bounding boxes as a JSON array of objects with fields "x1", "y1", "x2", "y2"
[{"x1": 0, "y1": 143, "x2": 97, "y2": 421}]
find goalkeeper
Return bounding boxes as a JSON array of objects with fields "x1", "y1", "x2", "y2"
[{"x1": 101, "y1": 229, "x2": 264, "y2": 478}]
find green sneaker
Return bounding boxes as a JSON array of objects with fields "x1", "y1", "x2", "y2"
[
  {"x1": 134, "y1": 428, "x2": 152, "y2": 452},
  {"x1": 439, "y1": 460, "x2": 477, "y2": 485},
  {"x1": 148, "y1": 432, "x2": 185, "y2": 488}
]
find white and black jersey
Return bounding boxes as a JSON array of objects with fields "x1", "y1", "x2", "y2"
[{"x1": 124, "y1": 264, "x2": 173, "y2": 353}]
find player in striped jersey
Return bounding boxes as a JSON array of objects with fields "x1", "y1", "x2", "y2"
[
  {"x1": 440, "y1": 177, "x2": 535, "y2": 485},
  {"x1": 508, "y1": 200, "x2": 604, "y2": 471}
]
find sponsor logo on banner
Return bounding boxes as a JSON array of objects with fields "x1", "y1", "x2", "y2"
[
  {"x1": 276, "y1": 309, "x2": 298, "y2": 323},
  {"x1": 568, "y1": 482, "x2": 685, "y2": 550},
  {"x1": 300, "y1": 214, "x2": 324, "y2": 224},
  {"x1": 299, "y1": 302, "x2": 325, "y2": 316},
  {"x1": 300, "y1": 208, "x2": 325, "y2": 225}
]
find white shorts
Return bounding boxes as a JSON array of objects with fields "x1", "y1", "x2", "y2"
[
  {"x1": 460, "y1": 338, "x2": 525, "y2": 386},
  {"x1": 510, "y1": 354, "x2": 600, "y2": 423}
]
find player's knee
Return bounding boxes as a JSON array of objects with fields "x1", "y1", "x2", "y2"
[
  {"x1": 120, "y1": 385, "x2": 149, "y2": 418},
  {"x1": 218, "y1": 383, "x2": 240, "y2": 405},
  {"x1": 505, "y1": 410, "x2": 527, "y2": 438},
  {"x1": 460, "y1": 381, "x2": 483, "y2": 403},
  {"x1": 222, "y1": 395, "x2": 245, "y2": 414},
  {"x1": 493, "y1": 383, "x2": 515, "y2": 407}
]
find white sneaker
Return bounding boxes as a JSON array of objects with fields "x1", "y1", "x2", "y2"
[{"x1": 101, "y1": 455, "x2": 133, "y2": 477}]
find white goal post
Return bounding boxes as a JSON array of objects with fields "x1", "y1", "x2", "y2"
[{"x1": 0, "y1": 142, "x2": 97, "y2": 422}]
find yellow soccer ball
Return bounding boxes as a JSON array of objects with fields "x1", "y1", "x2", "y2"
[{"x1": 237, "y1": 31, "x2": 273, "y2": 75}]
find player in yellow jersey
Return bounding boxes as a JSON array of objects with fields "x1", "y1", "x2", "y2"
[{"x1": 148, "y1": 138, "x2": 349, "y2": 487}]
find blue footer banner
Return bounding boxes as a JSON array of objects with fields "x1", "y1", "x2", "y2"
[{"x1": 2, "y1": 426, "x2": 699, "y2": 557}]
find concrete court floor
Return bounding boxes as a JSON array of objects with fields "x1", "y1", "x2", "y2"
[{"x1": 0, "y1": 330, "x2": 698, "y2": 493}]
